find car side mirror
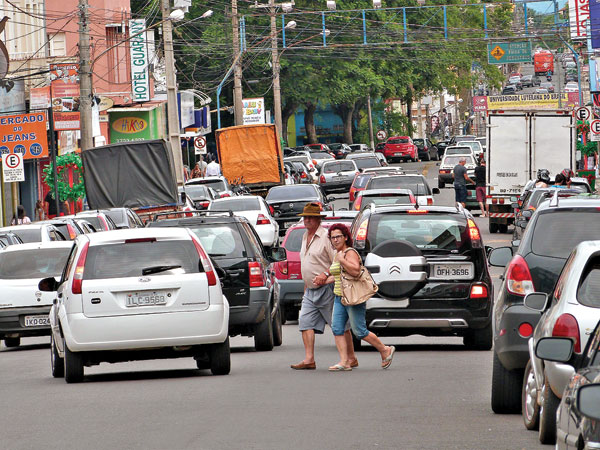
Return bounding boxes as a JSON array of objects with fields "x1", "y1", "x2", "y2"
[
  {"x1": 535, "y1": 337, "x2": 573, "y2": 362},
  {"x1": 432, "y1": 188, "x2": 440, "y2": 195},
  {"x1": 524, "y1": 292, "x2": 548, "y2": 312},
  {"x1": 39, "y1": 277, "x2": 58, "y2": 292},
  {"x1": 269, "y1": 247, "x2": 287, "y2": 263},
  {"x1": 326, "y1": 196, "x2": 336, "y2": 203},
  {"x1": 522, "y1": 210, "x2": 533, "y2": 219},
  {"x1": 180, "y1": 192, "x2": 187, "y2": 204},
  {"x1": 577, "y1": 384, "x2": 600, "y2": 421},
  {"x1": 488, "y1": 246, "x2": 513, "y2": 267}
]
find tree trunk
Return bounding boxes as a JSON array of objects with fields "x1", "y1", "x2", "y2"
[
  {"x1": 405, "y1": 88, "x2": 414, "y2": 136},
  {"x1": 281, "y1": 102, "x2": 297, "y2": 146},
  {"x1": 332, "y1": 102, "x2": 356, "y2": 144},
  {"x1": 304, "y1": 102, "x2": 318, "y2": 144}
]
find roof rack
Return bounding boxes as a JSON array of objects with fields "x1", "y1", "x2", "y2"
[
  {"x1": 151, "y1": 210, "x2": 235, "y2": 222},
  {"x1": 549, "y1": 190, "x2": 560, "y2": 207}
]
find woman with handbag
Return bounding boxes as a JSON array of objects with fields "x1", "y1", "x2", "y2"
[{"x1": 316, "y1": 223, "x2": 395, "y2": 371}]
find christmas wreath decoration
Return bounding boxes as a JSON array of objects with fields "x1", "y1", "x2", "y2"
[
  {"x1": 577, "y1": 140, "x2": 597, "y2": 157},
  {"x1": 43, "y1": 153, "x2": 86, "y2": 202},
  {"x1": 577, "y1": 120, "x2": 590, "y2": 135}
]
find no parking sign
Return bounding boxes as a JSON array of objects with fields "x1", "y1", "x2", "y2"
[{"x1": 2, "y1": 152, "x2": 25, "y2": 182}]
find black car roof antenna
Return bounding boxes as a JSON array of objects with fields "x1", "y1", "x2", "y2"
[{"x1": 414, "y1": 181, "x2": 421, "y2": 210}]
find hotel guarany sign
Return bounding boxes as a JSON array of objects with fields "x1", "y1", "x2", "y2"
[{"x1": 129, "y1": 19, "x2": 150, "y2": 102}]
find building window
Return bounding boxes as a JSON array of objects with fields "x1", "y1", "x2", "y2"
[
  {"x1": 105, "y1": 26, "x2": 129, "y2": 84},
  {"x1": 48, "y1": 32, "x2": 66, "y2": 57}
]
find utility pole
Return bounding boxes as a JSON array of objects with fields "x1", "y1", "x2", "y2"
[
  {"x1": 161, "y1": 0, "x2": 185, "y2": 184},
  {"x1": 78, "y1": 0, "x2": 93, "y2": 150},
  {"x1": 232, "y1": 0, "x2": 243, "y2": 125},
  {"x1": 366, "y1": 93, "x2": 375, "y2": 150},
  {"x1": 270, "y1": 0, "x2": 283, "y2": 139},
  {"x1": 417, "y1": 98, "x2": 423, "y2": 138}
]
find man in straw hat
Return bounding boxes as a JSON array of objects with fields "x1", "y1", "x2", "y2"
[{"x1": 290, "y1": 202, "x2": 358, "y2": 370}]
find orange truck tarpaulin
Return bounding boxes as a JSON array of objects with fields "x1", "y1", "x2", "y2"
[{"x1": 216, "y1": 124, "x2": 283, "y2": 184}]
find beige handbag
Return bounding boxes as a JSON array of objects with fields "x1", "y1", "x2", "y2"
[{"x1": 340, "y1": 248, "x2": 378, "y2": 306}]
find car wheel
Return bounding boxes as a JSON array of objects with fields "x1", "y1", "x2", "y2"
[
  {"x1": 538, "y1": 380, "x2": 559, "y2": 444},
  {"x1": 463, "y1": 323, "x2": 492, "y2": 350},
  {"x1": 489, "y1": 222, "x2": 499, "y2": 234},
  {"x1": 51, "y1": 335, "x2": 64, "y2": 378},
  {"x1": 491, "y1": 351, "x2": 523, "y2": 414},
  {"x1": 285, "y1": 307, "x2": 299, "y2": 322},
  {"x1": 272, "y1": 307, "x2": 283, "y2": 347},
  {"x1": 438, "y1": 180, "x2": 445, "y2": 189},
  {"x1": 254, "y1": 308, "x2": 274, "y2": 351},
  {"x1": 64, "y1": 339, "x2": 84, "y2": 383},
  {"x1": 351, "y1": 331, "x2": 362, "y2": 351},
  {"x1": 209, "y1": 337, "x2": 231, "y2": 375},
  {"x1": 522, "y1": 360, "x2": 540, "y2": 430},
  {"x1": 499, "y1": 224, "x2": 509, "y2": 234},
  {"x1": 4, "y1": 337, "x2": 20, "y2": 348}
]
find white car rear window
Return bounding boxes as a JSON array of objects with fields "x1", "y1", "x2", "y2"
[{"x1": 0, "y1": 248, "x2": 71, "y2": 279}]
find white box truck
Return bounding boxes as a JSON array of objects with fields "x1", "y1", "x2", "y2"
[{"x1": 486, "y1": 110, "x2": 575, "y2": 233}]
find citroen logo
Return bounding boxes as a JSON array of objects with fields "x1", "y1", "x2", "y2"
[
  {"x1": 289, "y1": 203, "x2": 294, "y2": 208},
  {"x1": 138, "y1": 277, "x2": 151, "y2": 282},
  {"x1": 389, "y1": 265, "x2": 402, "y2": 274}
]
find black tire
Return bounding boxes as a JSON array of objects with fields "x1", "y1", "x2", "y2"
[
  {"x1": 522, "y1": 360, "x2": 540, "y2": 431},
  {"x1": 489, "y1": 222, "x2": 499, "y2": 234},
  {"x1": 272, "y1": 307, "x2": 283, "y2": 347},
  {"x1": 463, "y1": 323, "x2": 492, "y2": 350},
  {"x1": 491, "y1": 351, "x2": 523, "y2": 414},
  {"x1": 209, "y1": 337, "x2": 231, "y2": 375},
  {"x1": 254, "y1": 309, "x2": 274, "y2": 351},
  {"x1": 64, "y1": 339, "x2": 84, "y2": 383},
  {"x1": 4, "y1": 337, "x2": 20, "y2": 348},
  {"x1": 285, "y1": 307, "x2": 299, "y2": 322},
  {"x1": 438, "y1": 180, "x2": 445, "y2": 189},
  {"x1": 538, "y1": 380, "x2": 560, "y2": 444},
  {"x1": 51, "y1": 335, "x2": 64, "y2": 378},
  {"x1": 499, "y1": 224, "x2": 509, "y2": 234},
  {"x1": 351, "y1": 332, "x2": 362, "y2": 351}
]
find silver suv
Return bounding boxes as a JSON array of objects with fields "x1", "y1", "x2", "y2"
[{"x1": 318, "y1": 160, "x2": 358, "y2": 194}]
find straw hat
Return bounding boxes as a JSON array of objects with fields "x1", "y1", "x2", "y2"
[{"x1": 298, "y1": 202, "x2": 326, "y2": 217}]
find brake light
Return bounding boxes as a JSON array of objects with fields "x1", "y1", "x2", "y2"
[
  {"x1": 407, "y1": 210, "x2": 428, "y2": 214},
  {"x1": 552, "y1": 313, "x2": 581, "y2": 353},
  {"x1": 470, "y1": 284, "x2": 488, "y2": 299},
  {"x1": 467, "y1": 218, "x2": 481, "y2": 246},
  {"x1": 256, "y1": 214, "x2": 270, "y2": 225},
  {"x1": 355, "y1": 219, "x2": 368, "y2": 249},
  {"x1": 440, "y1": 170, "x2": 449, "y2": 174},
  {"x1": 505, "y1": 255, "x2": 535, "y2": 296},
  {"x1": 220, "y1": 193, "x2": 231, "y2": 198},
  {"x1": 349, "y1": 189, "x2": 356, "y2": 202},
  {"x1": 301, "y1": 172, "x2": 307, "y2": 179},
  {"x1": 427, "y1": 198, "x2": 433, "y2": 206},
  {"x1": 320, "y1": 175, "x2": 326, "y2": 184},
  {"x1": 269, "y1": 205, "x2": 274, "y2": 215},
  {"x1": 518, "y1": 323, "x2": 534, "y2": 338},
  {"x1": 125, "y1": 238, "x2": 157, "y2": 243},
  {"x1": 71, "y1": 241, "x2": 89, "y2": 295},
  {"x1": 199, "y1": 201, "x2": 209, "y2": 208},
  {"x1": 67, "y1": 224, "x2": 76, "y2": 239},
  {"x1": 280, "y1": 260, "x2": 288, "y2": 276},
  {"x1": 192, "y1": 238, "x2": 217, "y2": 286},
  {"x1": 354, "y1": 197, "x2": 362, "y2": 210},
  {"x1": 248, "y1": 261, "x2": 264, "y2": 287},
  {"x1": 313, "y1": 159, "x2": 318, "y2": 166}
]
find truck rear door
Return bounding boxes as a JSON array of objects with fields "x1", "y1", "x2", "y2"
[
  {"x1": 531, "y1": 112, "x2": 574, "y2": 176},
  {"x1": 487, "y1": 113, "x2": 529, "y2": 196}
]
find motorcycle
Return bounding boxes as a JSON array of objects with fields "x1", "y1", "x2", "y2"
[{"x1": 546, "y1": 75, "x2": 552, "y2": 81}]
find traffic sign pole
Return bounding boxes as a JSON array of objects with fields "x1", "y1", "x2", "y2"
[{"x1": 48, "y1": 107, "x2": 60, "y2": 217}]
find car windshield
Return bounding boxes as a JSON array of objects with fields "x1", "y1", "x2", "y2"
[
  {"x1": 10, "y1": 229, "x2": 42, "y2": 243},
  {"x1": 0, "y1": 247, "x2": 71, "y2": 279},
  {"x1": 387, "y1": 138, "x2": 409, "y2": 144},
  {"x1": 413, "y1": 139, "x2": 424, "y2": 148},
  {"x1": 352, "y1": 174, "x2": 373, "y2": 189},
  {"x1": 367, "y1": 176, "x2": 431, "y2": 195},
  {"x1": 77, "y1": 216, "x2": 105, "y2": 231},
  {"x1": 84, "y1": 240, "x2": 201, "y2": 279},
  {"x1": 446, "y1": 147, "x2": 472, "y2": 155},
  {"x1": 311, "y1": 152, "x2": 333, "y2": 159},
  {"x1": 361, "y1": 196, "x2": 413, "y2": 208},
  {"x1": 284, "y1": 228, "x2": 305, "y2": 252},
  {"x1": 329, "y1": 144, "x2": 344, "y2": 150},
  {"x1": 266, "y1": 185, "x2": 317, "y2": 201},
  {"x1": 209, "y1": 197, "x2": 260, "y2": 212},
  {"x1": 532, "y1": 210, "x2": 600, "y2": 258},
  {"x1": 367, "y1": 214, "x2": 467, "y2": 250},
  {"x1": 462, "y1": 142, "x2": 481, "y2": 151},
  {"x1": 188, "y1": 179, "x2": 226, "y2": 192},
  {"x1": 577, "y1": 261, "x2": 600, "y2": 308},
  {"x1": 186, "y1": 224, "x2": 246, "y2": 258},
  {"x1": 443, "y1": 155, "x2": 475, "y2": 166},
  {"x1": 323, "y1": 162, "x2": 356, "y2": 173},
  {"x1": 183, "y1": 185, "x2": 209, "y2": 198},
  {"x1": 353, "y1": 158, "x2": 381, "y2": 170}
]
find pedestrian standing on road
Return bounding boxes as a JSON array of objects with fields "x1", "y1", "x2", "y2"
[
  {"x1": 44, "y1": 191, "x2": 57, "y2": 219},
  {"x1": 452, "y1": 157, "x2": 475, "y2": 208},
  {"x1": 205, "y1": 155, "x2": 221, "y2": 177},
  {"x1": 198, "y1": 155, "x2": 207, "y2": 177},
  {"x1": 190, "y1": 162, "x2": 203, "y2": 179},
  {"x1": 11, "y1": 205, "x2": 31, "y2": 225},
  {"x1": 474, "y1": 159, "x2": 488, "y2": 217},
  {"x1": 291, "y1": 203, "x2": 358, "y2": 370},
  {"x1": 315, "y1": 223, "x2": 395, "y2": 371}
]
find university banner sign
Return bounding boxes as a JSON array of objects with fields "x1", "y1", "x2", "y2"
[
  {"x1": 487, "y1": 93, "x2": 579, "y2": 110},
  {"x1": 129, "y1": 19, "x2": 150, "y2": 102},
  {"x1": 0, "y1": 112, "x2": 49, "y2": 159}
]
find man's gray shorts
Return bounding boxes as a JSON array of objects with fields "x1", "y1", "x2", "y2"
[{"x1": 298, "y1": 285, "x2": 334, "y2": 334}]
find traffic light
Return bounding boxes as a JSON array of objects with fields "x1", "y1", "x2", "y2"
[{"x1": 0, "y1": 16, "x2": 9, "y2": 81}]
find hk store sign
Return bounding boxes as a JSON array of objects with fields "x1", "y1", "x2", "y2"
[{"x1": 129, "y1": 19, "x2": 150, "y2": 102}]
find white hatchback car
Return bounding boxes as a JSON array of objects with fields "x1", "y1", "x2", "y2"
[
  {"x1": 0, "y1": 224, "x2": 66, "y2": 243},
  {"x1": 207, "y1": 195, "x2": 279, "y2": 248},
  {"x1": 40, "y1": 228, "x2": 230, "y2": 383},
  {"x1": 0, "y1": 242, "x2": 73, "y2": 348}
]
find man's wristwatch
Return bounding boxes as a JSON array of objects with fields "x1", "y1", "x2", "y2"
[{"x1": 324, "y1": 271, "x2": 330, "y2": 277}]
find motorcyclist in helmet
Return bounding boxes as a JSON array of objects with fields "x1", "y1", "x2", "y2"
[
  {"x1": 535, "y1": 169, "x2": 551, "y2": 188},
  {"x1": 557, "y1": 168, "x2": 574, "y2": 187}
]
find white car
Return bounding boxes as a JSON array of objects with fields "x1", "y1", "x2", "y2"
[
  {"x1": 185, "y1": 176, "x2": 234, "y2": 198},
  {"x1": 364, "y1": 174, "x2": 439, "y2": 207},
  {"x1": 438, "y1": 154, "x2": 477, "y2": 189},
  {"x1": 0, "y1": 224, "x2": 67, "y2": 243},
  {"x1": 564, "y1": 82, "x2": 579, "y2": 93},
  {"x1": 40, "y1": 228, "x2": 230, "y2": 383},
  {"x1": 0, "y1": 242, "x2": 73, "y2": 348},
  {"x1": 207, "y1": 195, "x2": 279, "y2": 248},
  {"x1": 461, "y1": 141, "x2": 484, "y2": 159},
  {"x1": 443, "y1": 146, "x2": 474, "y2": 158},
  {"x1": 284, "y1": 156, "x2": 318, "y2": 182}
]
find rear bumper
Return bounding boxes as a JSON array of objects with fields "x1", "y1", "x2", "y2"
[
  {"x1": 61, "y1": 302, "x2": 229, "y2": 352},
  {"x1": 274, "y1": 279, "x2": 304, "y2": 308},
  {"x1": 0, "y1": 306, "x2": 52, "y2": 338},
  {"x1": 320, "y1": 181, "x2": 353, "y2": 193},
  {"x1": 438, "y1": 173, "x2": 453, "y2": 183},
  {"x1": 494, "y1": 304, "x2": 541, "y2": 371},
  {"x1": 228, "y1": 287, "x2": 271, "y2": 329}
]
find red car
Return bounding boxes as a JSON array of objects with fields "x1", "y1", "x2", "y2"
[
  {"x1": 383, "y1": 136, "x2": 418, "y2": 163},
  {"x1": 348, "y1": 172, "x2": 375, "y2": 207}
]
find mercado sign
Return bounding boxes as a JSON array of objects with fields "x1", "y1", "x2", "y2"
[
  {"x1": 487, "y1": 93, "x2": 579, "y2": 110},
  {"x1": 129, "y1": 19, "x2": 150, "y2": 102},
  {"x1": 487, "y1": 41, "x2": 532, "y2": 64},
  {"x1": 0, "y1": 112, "x2": 48, "y2": 159}
]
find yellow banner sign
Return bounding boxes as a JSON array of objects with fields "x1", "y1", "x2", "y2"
[{"x1": 487, "y1": 93, "x2": 578, "y2": 110}]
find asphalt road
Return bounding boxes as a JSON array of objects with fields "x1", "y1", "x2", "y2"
[{"x1": 1, "y1": 161, "x2": 546, "y2": 450}]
